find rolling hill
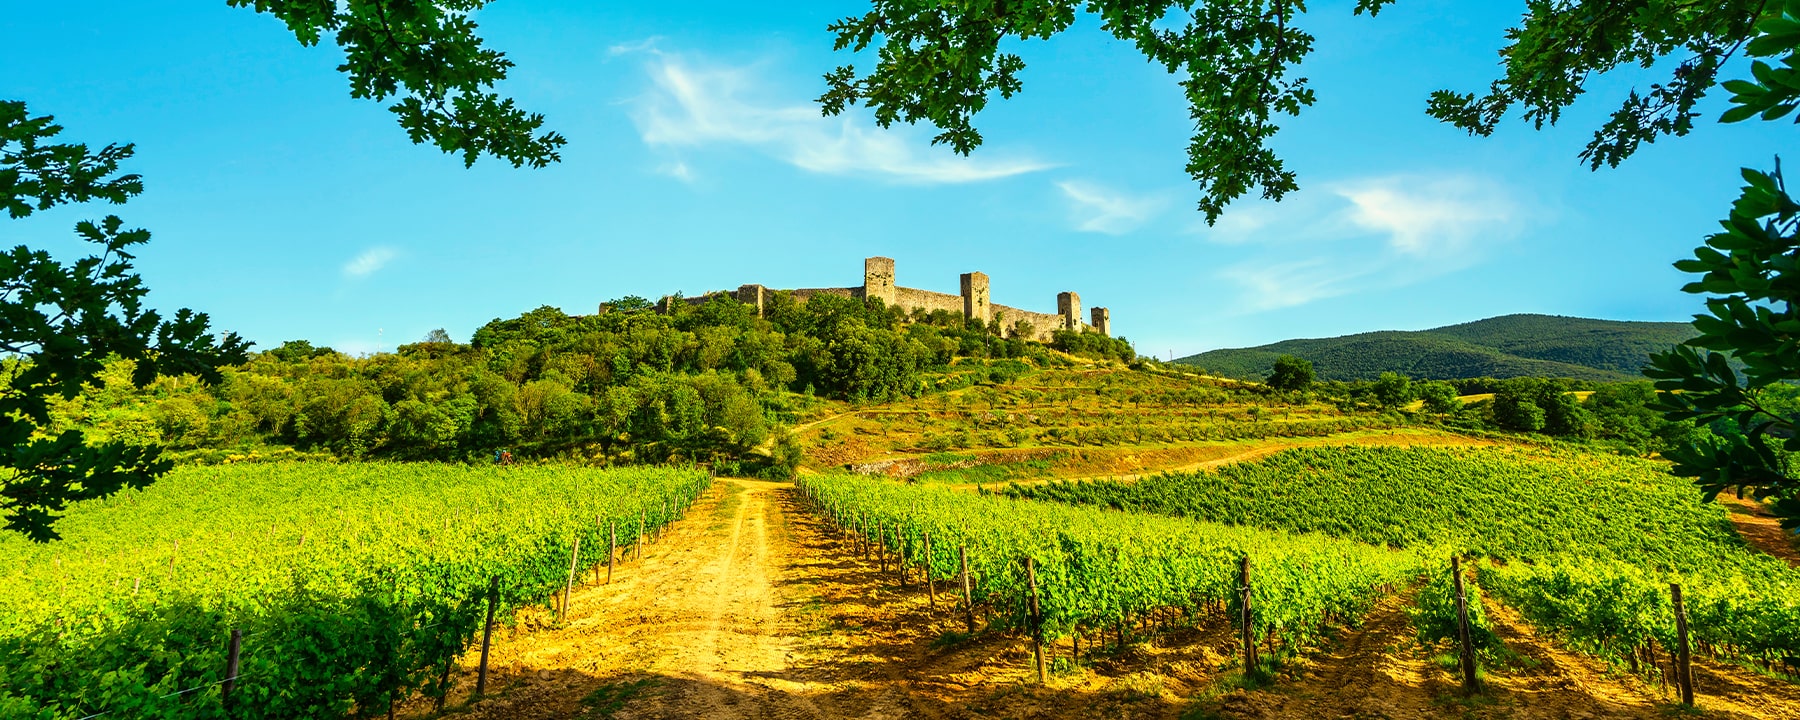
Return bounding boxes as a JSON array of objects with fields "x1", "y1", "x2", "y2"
[{"x1": 1176, "y1": 314, "x2": 1695, "y2": 381}]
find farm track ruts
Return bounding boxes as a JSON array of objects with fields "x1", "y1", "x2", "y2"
[
  {"x1": 1205, "y1": 588, "x2": 1800, "y2": 719},
  {"x1": 1719, "y1": 494, "x2": 1800, "y2": 568},
  {"x1": 408, "y1": 478, "x2": 1199, "y2": 720}
]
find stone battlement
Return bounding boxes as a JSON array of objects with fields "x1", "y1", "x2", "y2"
[{"x1": 638, "y1": 257, "x2": 1109, "y2": 342}]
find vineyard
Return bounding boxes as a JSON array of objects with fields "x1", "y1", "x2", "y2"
[
  {"x1": 798, "y1": 474, "x2": 1433, "y2": 663},
  {"x1": 0, "y1": 463, "x2": 709, "y2": 720},
  {"x1": 801, "y1": 365, "x2": 1400, "y2": 470},
  {"x1": 1008, "y1": 446, "x2": 1800, "y2": 678}
]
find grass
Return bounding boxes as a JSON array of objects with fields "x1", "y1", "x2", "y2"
[
  {"x1": 1177, "y1": 669, "x2": 1278, "y2": 720},
  {"x1": 930, "y1": 629, "x2": 976, "y2": 649},
  {"x1": 580, "y1": 678, "x2": 662, "y2": 718},
  {"x1": 912, "y1": 457, "x2": 1059, "y2": 484},
  {"x1": 708, "y1": 482, "x2": 745, "y2": 530}
]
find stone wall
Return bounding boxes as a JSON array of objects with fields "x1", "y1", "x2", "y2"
[
  {"x1": 788, "y1": 287, "x2": 858, "y2": 303},
  {"x1": 649, "y1": 257, "x2": 1107, "y2": 342},
  {"x1": 894, "y1": 286, "x2": 965, "y2": 316},
  {"x1": 991, "y1": 304, "x2": 1075, "y2": 342}
]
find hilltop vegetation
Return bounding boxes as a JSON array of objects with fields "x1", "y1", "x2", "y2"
[
  {"x1": 1178, "y1": 314, "x2": 1693, "y2": 381},
  {"x1": 38, "y1": 291, "x2": 1131, "y2": 475}
]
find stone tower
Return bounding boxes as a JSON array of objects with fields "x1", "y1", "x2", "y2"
[
  {"x1": 863, "y1": 256, "x2": 896, "y2": 306},
  {"x1": 960, "y1": 271, "x2": 990, "y2": 326},
  {"x1": 736, "y1": 284, "x2": 768, "y2": 317},
  {"x1": 1090, "y1": 307, "x2": 1110, "y2": 336},
  {"x1": 1057, "y1": 291, "x2": 1082, "y2": 331}
]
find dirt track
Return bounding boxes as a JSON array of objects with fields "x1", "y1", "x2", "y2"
[
  {"x1": 416, "y1": 478, "x2": 1005, "y2": 719},
  {"x1": 416, "y1": 478, "x2": 1243, "y2": 719},
  {"x1": 421, "y1": 478, "x2": 866, "y2": 719}
]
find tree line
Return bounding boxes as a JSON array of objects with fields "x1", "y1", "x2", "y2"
[
  {"x1": 39, "y1": 291, "x2": 1136, "y2": 476},
  {"x1": 1260, "y1": 355, "x2": 1707, "y2": 457}
]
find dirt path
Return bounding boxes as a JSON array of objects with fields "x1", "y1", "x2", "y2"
[
  {"x1": 943, "y1": 429, "x2": 1496, "y2": 491},
  {"x1": 1202, "y1": 590, "x2": 1800, "y2": 720},
  {"x1": 414, "y1": 478, "x2": 1204, "y2": 720},
  {"x1": 1718, "y1": 494, "x2": 1800, "y2": 568},
  {"x1": 1204, "y1": 594, "x2": 1670, "y2": 720},
  {"x1": 418, "y1": 478, "x2": 847, "y2": 719}
]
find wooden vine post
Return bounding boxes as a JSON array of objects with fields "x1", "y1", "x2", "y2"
[
  {"x1": 608, "y1": 521, "x2": 617, "y2": 584},
  {"x1": 1672, "y1": 583, "x2": 1695, "y2": 706},
  {"x1": 960, "y1": 545, "x2": 976, "y2": 633},
  {"x1": 436, "y1": 651, "x2": 453, "y2": 712},
  {"x1": 1451, "y1": 556, "x2": 1481, "y2": 693},
  {"x1": 223, "y1": 628, "x2": 242, "y2": 710},
  {"x1": 592, "y1": 516, "x2": 603, "y2": 584},
  {"x1": 637, "y1": 509, "x2": 646, "y2": 560},
  {"x1": 476, "y1": 576, "x2": 498, "y2": 697},
  {"x1": 1239, "y1": 555, "x2": 1258, "y2": 676},
  {"x1": 924, "y1": 531, "x2": 937, "y2": 608},
  {"x1": 898, "y1": 534, "x2": 909, "y2": 588},
  {"x1": 561, "y1": 536, "x2": 582, "y2": 620},
  {"x1": 1027, "y1": 556, "x2": 1046, "y2": 684}
]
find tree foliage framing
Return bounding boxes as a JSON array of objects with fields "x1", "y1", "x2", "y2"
[
  {"x1": 2, "y1": 102, "x2": 249, "y2": 542},
  {"x1": 815, "y1": 1, "x2": 1773, "y2": 221},
  {"x1": 226, "y1": 0, "x2": 566, "y2": 169}
]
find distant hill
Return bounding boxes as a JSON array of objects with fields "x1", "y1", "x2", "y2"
[{"x1": 1176, "y1": 314, "x2": 1695, "y2": 382}]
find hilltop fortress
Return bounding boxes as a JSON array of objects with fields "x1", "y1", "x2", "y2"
[{"x1": 645, "y1": 257, "x2": 1110, "y2": 342}]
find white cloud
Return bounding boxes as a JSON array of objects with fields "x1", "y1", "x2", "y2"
[
  {"x1": 1335, "y1": 175, "x2": 1517, "y2": 257},
  {"x1": 1201, "y1": 173, "x2": 1524, "y2": 312},
  {"x1": 342, "y1": 247, "x2": 398, "y2": 278},
  {"x1": 1057, "y1": 180, "x2": 1166, "y2": 234},
  {"x1": 621, "y1": 48, "x2": 1051, "y2": 184}
]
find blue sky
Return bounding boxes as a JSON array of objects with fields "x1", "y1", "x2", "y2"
[{"x1": 5, "y1": 1, "x2": 1794, "y2": 359}]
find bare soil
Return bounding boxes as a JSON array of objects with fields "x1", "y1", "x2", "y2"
[
  {"x1": 1199, "y1": 592, "x2": 1800, "y2": 720},
  {"x1": 1718, "y1": 494, "x2": 1800, "y2": 568}
]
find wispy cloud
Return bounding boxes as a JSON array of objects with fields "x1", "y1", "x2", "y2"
[
  {"x1": 1197, "y1": 173, "x2": 1523, "y2": 312},
  {"x1": 1057, "y1": 180, "x2": 1166, "y2": 234},
  {"x1": 342, "y1": 246, "x2": 398, "y2": 278},
  {"x1": 619, "y1": 46, "x2": 1051, "y2": 184},
  {"x1": 659, "y1": 159, "x2": 695, "y2": 183},
  {"x1": 1335, "y1": 175, "x2": 1516, "y2": 257},
  {"x1": 607, "y1": 37, "x2": 663, "y2": 57}
]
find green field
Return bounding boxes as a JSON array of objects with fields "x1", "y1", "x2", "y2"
[{"x1": 0, "y1": 463, "x2": 708, "y2": 720}]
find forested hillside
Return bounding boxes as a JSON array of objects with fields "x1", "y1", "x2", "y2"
[
  {"x1": 39, "y1": 291, "x2": 1134, "y2": 472},
  {"x1": 1177, "y1": 314, "x2": 1693, "y2": 381}
]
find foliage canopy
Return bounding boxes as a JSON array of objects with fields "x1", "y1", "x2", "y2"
[{"x1": 1, "y1": 102, "x2": 248, "y2": 542}]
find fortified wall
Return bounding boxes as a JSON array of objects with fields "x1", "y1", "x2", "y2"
[{"x1": 639, "y1": 257, "x2": 1110, "y2": 342}]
